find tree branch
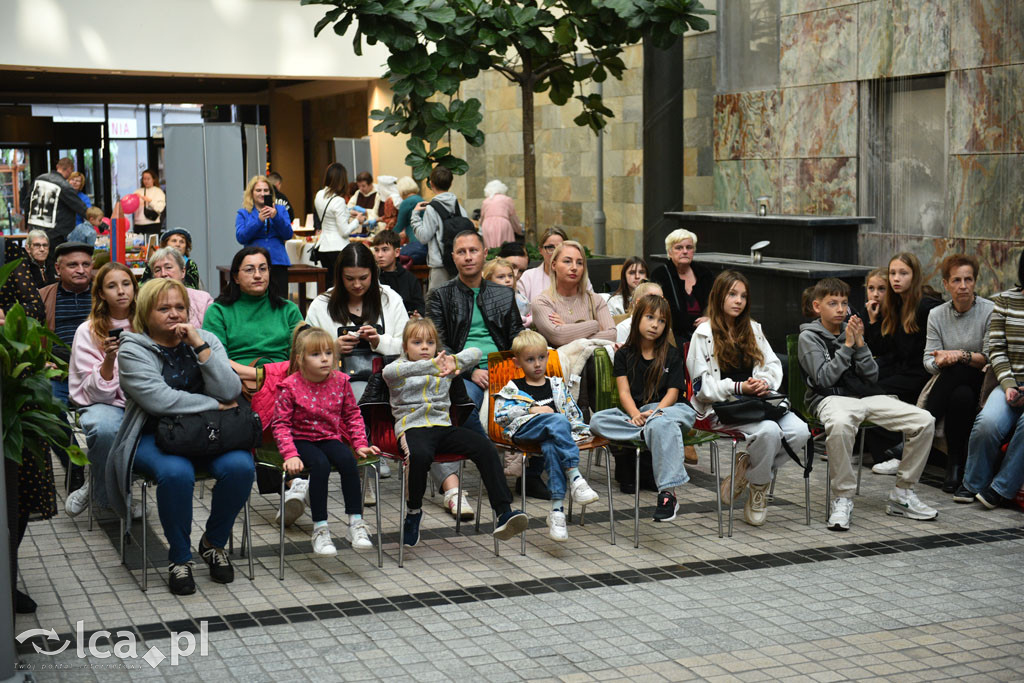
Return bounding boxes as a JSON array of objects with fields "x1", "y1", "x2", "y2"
[
  {"x1": 534, "y1": 59, "x2": 570, "y2": 80},
  {"x1": 492, "y1": 63, "x2": 524, "y2": 84}
]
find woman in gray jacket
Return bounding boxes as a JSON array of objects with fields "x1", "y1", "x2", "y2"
[{"x1": 105, "y1": 278, "x2": 254, "y2": 596}]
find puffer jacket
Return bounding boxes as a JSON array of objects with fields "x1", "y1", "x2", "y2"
[
  {"x1": 493, "y1": 376, "x2": 589, "y2": 443},
  {"x1": 426, "y1": 278, "x2": 524, "y2": 379}
]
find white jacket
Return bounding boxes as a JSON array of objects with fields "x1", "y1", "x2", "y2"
[
  {"x1": 314, "y1": 188, "x2": 359, "y2": 253},
  {"x1": 305, "y1": 283, "x2": 409, "y2": 357},
  {"x1": 685, "y1": 320, "x2": 782, "y2": 417}
]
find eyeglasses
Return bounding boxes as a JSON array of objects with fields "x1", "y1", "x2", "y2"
[
  {"x1": 239, "y1": 266, "x2": 269, "y2": 275},
  {"x1": 29, "y1": 242, "x2": 48, "y2": 249}
]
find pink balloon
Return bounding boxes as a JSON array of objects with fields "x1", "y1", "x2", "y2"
[{"x1": 120, "y1": 194, "x2": 140, "y2": 214}]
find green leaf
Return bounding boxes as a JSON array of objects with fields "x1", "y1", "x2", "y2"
[{"x1": 553, "y1": 18, "x2": 575, "y2": 46}]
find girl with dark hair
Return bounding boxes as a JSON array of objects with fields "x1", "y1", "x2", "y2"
[
  {"x1": 606, "y1": 257, "x2": 649, "y2": 316},
  {"x1": 590, "y1": 294, "x2": 696, "y2": 521},
  {"x1": 203, "y1": 247, "x2": 303, "y2": 382},
  {"x1": 686, "y1": 270, "x2": 810, "y2": 527},
  {"x1": 313, "y1": 163, "x2": 361, "y2": 275},
  {"x1": 305, "y1": 242, "x2": 409, "y2": 401}
]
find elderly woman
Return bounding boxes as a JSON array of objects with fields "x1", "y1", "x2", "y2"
[
  {"x1": 106, "y1": 278, "x2": 254, "y2": 595},
  {"x1": 313, "y1": 163, "x2": 360, "y2": 277},
  {"x1": 922, "y1": 254, "x2": 994, "y2": 493},
  {"x1": 24, "y1": 229, "x2": 56, "y2": 289},
  {"x1": 147, "y1": 247, "x2": 213, "y2": 328},
  {"x1": 139, "y1": 228, "x2": 201, "y2": 289},
  {"x1": 133, "y1": 169, "x2": 166, "y2": 235},
  {"x1": 202, "y1": 247, "x2": 303, "y2": 382},
  {"x1": 517, "y1": 227, "x2": 593, "y2": 304},
  {"x1": 236, "y1": 175, "x2": 293, "y2": 301},
  {"x1": 394, "y1": 176, "x2": 426, "y2": 264},
  {"x1": 67, "y1": 262, "x2": 138, "y2": 516},
  {"x1": 479, "y1": 179, "x2": 522, "y2": 250},
  {"x1": 533, "y1": 240, "x2": 616, "y2": 349},
  {"x1": 651, "y1": 228, "x2": 713, "y2": 345}
]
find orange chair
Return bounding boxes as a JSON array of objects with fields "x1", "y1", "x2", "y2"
[{"x1": 487, "y1": 350, "x2": 614, "y2": 551}]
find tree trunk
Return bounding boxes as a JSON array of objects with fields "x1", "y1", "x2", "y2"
[{"x1": 520, "y1": 75, "x2": 537, "y2": 245}]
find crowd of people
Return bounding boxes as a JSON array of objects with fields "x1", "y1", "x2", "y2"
[{"x1": 3, "y1": 161, "x2": 1023, "y2": 607}]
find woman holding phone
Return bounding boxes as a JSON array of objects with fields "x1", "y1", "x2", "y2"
[{"x1": 236, "y1": 175, "x2": 293, "y2": 301}]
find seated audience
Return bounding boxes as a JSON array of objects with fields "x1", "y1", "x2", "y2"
[
  {"x1": 606, "y1": 257, "x2": 648, "y2": 316},
  {"x1": 24, "y1": 229, "x2": 56, "y2": 289},
  {"x1": 859, "y1": 267, "x2": 887, "y2": 320},
  {"x1": 148, "y1": 247, "x2": 213, "y2": 328},
  {"x1": 376, "y1": 175, "x2": 400, "y2": 231},
  {"x1": 140, "y1": 228, "x2": 202, "y2": 290},
  {"x1": 798, "y1": 278, "x2": 937, "y2": 531},
  {"x1": 651, "y1": 229, "x2": 713, "y2": 345},
  {"x1": 371, "y1": 229, "x2": 425, "y2": 318},
  {"x1": 495, "y1": 244, "x2": 532, "y2": 325},
  {"x1": 517, "y1": 227, "x2": 593, "y2": 304},
  {"x1": 236, "y1": 176, "x2": 293, "y2": 301}
]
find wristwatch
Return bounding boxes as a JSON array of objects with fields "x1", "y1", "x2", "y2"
[{"x1": 192, "y1": 342, "x2": 211, "y2": 355}]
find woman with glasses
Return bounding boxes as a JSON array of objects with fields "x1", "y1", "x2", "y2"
[
  {"x1": 24, "y1": 229, "x2": 56, "y2": 288},
  {"x1": 516, "y1": 227, "x2": 593, "y2": 304},
  {"x1": 203, "y1": 247, "x2": 303, "y2": 382}
]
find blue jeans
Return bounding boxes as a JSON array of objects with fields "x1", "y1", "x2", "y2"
[
  {"x1": 590, "y1": 403, "x2": 697, "y2": 490},
  {"x1": 52, "y1": 379, "x2": 69, "y2": 405},
  {"x1": 964, "y1": 390, "x2": 1024, "y2": 499},
  {"x1": 133, "y1": 433, "x2": 255, "y2": 564},
  {"x1": 512, "y1": 414, "x2": 581, "y2": 501},
  {"x1": 79, "y1": 403, "x2": 124, "y2": 508}
]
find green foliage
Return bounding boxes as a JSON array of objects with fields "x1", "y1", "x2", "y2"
[
  {"x1": 305, "y1": 0, "x2": 712, "y2": 179},
  {"x1": 486, "y1": 242, "x2": 591, "y2": 262},
  {"x1": 0, "y1": 259, "x2": 87, "y2": 467}
]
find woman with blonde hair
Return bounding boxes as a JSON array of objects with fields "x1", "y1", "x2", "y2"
[
  {"x1": 236, "y1": 174, "x2": 293, "y2": 300},
  {"x1": 532, "y1": 241, "x2": 616, "y2": 349},
  {"x1": 517, "y1": 227, "x2": 593, "y2": 303},
  {"x1": 479, "y1": 179, "x2": 522, "y2": 250}
]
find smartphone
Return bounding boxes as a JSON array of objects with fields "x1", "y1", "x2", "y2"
[
  {"x1": 108, "y1": 328, "x2": 123, "y2": 339},
  {"x1": 337, "y1": 326, "x2": 361, "y2": 337}
]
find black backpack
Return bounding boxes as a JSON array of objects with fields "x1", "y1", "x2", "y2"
[{"x1": 429, "y1": 200, "x2": 475, "y2": 276}]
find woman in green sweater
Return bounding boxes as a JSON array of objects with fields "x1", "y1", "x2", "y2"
[{"x1": 203, "y1": 246, "x2": 303, "y2": 382}]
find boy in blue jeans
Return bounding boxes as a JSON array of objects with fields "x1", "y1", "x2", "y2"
[{"x1": 494, "y1": 330, "x2": 600, "y2": 542}]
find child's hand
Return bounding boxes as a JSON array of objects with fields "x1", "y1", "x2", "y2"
[
  {"x1": 865, "y1": 299, "x2": 880, "y2": 323},
  {"x1": 630, "y1": 410, "x2": 653, "y2": 426},
  {"x1": 283, "y1": 458, "x2": 304, "y2": 476},
  {"x1": 356, "y1": 446, "x2": 381, "y2": 460},
  {"x1": 435, "y1": 351, "x2": 455, "y2": 376},
  {"x1": 531, "y1": 405, "x2": 555, "y2": 414},
  {"x1": 845, "y1": 315, "x2": 863, "y2": 347}
]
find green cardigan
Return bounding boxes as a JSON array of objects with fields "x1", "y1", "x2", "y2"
[{"x1": 202, "y1": 292, "x2": 303, "y2": 365}]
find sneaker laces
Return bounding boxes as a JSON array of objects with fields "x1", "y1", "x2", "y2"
[
  {"x1": 201, "y1": 544, "x2": 230, "y2": 568},
  {"x1": 350, "y1": 521, "x2": 369, "y2": 541},
  {"x1": 750, "y1": 485, "x2": 767, "y2": 509},
  {"x1": 169, "y1": 562, "x2": 194, "y2": 579}
]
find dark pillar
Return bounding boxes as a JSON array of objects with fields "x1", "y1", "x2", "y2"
[{"x1": 642, "y1": 39, "x2": 684, "y2": 261}]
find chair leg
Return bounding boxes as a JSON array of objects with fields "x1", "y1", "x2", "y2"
[
  {"x1": 141, "y1": 481, "x2": 148, "y2": 592},
  {"x1": 709, "y1": 444, "x2": 716, "y2": 476},
  {"x1": 768, "y1": 467, "x2": 777, "y2": 501},
  {"x1": 521, "y1": 457, "x2": 527, "y2": 557},
  {"x1": 120, "y1": 517, "x2": 126, "y2": 565},
  {"x1": 604, "y1": 446, "x2": 615, "y2": 546},
  {"x1": 244, "y1": 493, "x2": 254, "y2": 580},
  {"x1": 803, "y1": 440, "x2": 812, "y2": 526},
  {"x1": 825, "y1": 457, "x2": 831, "y2": 523},
  {"x1": 728, "y1": 439, "x2": 738, "y2": 538},
  {"x1": 199, "y1": 479, "x2": 205, "y2": 500},
  {"x1": 476, "y1": 475, "x2": 484, "y2": 536},
  {"x1": 398, "y1": 465, "x2": 407, "y2": 569},
  {"x1": 279, "y1": 472, "x2": 286, "y2": 581},
  {"x1": 373, "y1": 463, "x2": 383, "y2": 569},
  {"x1": 633, "y1": 446, "x2": 641, "y2": 549},
  {"x1": 87, "y1": 464, "x2": 94, "y2": 532},
  {"x1": 856, "y1": 427, "x2": 865, "y2": 495},
  {"x1": 712, "y1": 442, "x2": 723, "y2": 538}
]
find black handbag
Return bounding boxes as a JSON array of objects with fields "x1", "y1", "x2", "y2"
[
  {"x1": 340, "y1": 348, "x2": 377, "y2": 382},
  {"x1": 712, "y1": 393, "x2": 790, "y2": 425},
  {"x1": 310, "y1": 195, "x2": 337, "y2": 265},
  {"x1": 156, "y1": 403, "x2": 263, "y2": 458},
  {"x1": 142, "y1": 189, "x2": 162, "y2": 221}
]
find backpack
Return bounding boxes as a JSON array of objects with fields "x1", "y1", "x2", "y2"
[{"x1": 429, "y1": 199, "x2": 475, "y2": 276}]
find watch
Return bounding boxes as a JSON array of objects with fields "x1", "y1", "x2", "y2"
[{"x1": 192, "y1": 342, "x2": 211, "y2": 355}]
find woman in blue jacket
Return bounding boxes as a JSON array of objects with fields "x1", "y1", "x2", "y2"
[{"x1": 236, "y1": 175, "x2": 293, "y2": 301}]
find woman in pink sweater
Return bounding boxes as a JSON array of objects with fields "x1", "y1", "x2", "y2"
[
  {"x1": 67, "y1": 262, "x2": 138, "y2": 514},
  {"x1": 479, "y1": 179, "x2": 522, "y2": 250},
  {"x1": 532, "y1": 240, "x2": 616, "y2": 348},
  {"x1": 271, "y1": 324, "x2": 380, "y2": 556}
]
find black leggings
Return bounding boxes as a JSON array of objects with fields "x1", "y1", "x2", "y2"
[
  {"x1": 294, "y1": 439, "x2": 361, "y2": 522},
  {"x1": 401, "y1": 426, "x2": 512, "y2": 513},
  {"x1": 925, "y1": 365, "x2": 984, "y2": 466}
]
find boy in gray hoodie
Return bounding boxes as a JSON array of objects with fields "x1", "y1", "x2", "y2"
[
  {"x1": 798, "y1": 278, "x2": 937, "y2": 531},
  {"x1": 411, "y1": 165, "x2": 469, "y2": 292}
]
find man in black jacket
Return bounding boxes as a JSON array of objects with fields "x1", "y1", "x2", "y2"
[{"x1": 26, "y1": 158, "x2": 88, "y2": 252}]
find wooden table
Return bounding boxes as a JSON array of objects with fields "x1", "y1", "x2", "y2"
[{"x1": 217, "y1": 264, "x2": 329, "y2": 317}]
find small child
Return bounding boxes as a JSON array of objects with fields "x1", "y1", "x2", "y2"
[
  {"x1": 67, "y1": 207, "x2": 104, "y2": 245},
  {"x1": 484, "y1": 257, "x2": 531, "y2": 327},
  {"x1": 616, "y1": 281, "x2": 664, "y2": 343},
  {"x1": 371, "y1": 229, "x2": 424, "y2": 317},
  {"x1": 798, "y1": 278, "x2": 937, "y2": 531},
  {"x1": 383, "y1": 318, "x2": 528, "y2": 546},
  {"x1": 862, "y1": 267, "x2": 887, "y2": 321},
  {"x1": 271, "y1": 324, "x2": 380, "y2": 555},
  {"x1": 493, "y1": 330, "x2": 600, "y2": 542}
]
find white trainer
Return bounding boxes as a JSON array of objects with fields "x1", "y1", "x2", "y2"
[
  {"x1": 443, "y1": 488, "x2": 474, "y2": 520},
  {"x1": 65, "y1": 483, "x2": 89, "y2": 517},
  {"x1": 871, "y1": 458, "x2": 900, "y2": 475},
  {"x1": 547, "y1": 511, "x2": 568, "y2": 542},
  {"x1": 347, "y1": 519, "x2": 373, "y2": 551},
  {"x1": 886, "y1": 487, "x2": 938, "y2": 520},
  {"x1": 378, "y1": 460, "x2": 391, "y2": 479},
  {"x1": 569, "y1": 477, "x2": 599, "y2": 506},
  {"x1": 275, "y1": 478, "x2": 308, "y2": 528},
  {"x1": 827, "y1": 497, "x2": 853, "y2": 531},
  {"x1": 311, "y1": 526, "x2": 337, "y2": 556}
]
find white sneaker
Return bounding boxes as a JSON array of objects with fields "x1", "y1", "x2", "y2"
[
  {"x1": 131, "y1": 500, "x2": 143, "y2": 520},
  {"x1": 65, "y1": 483, "x2": 89, "y2": 517},
  {"x1": 547, "y1": 511, "x2": 568, "y2": 542},
  {"x1": 311, "y1": 526, "x2": 337, "y2": 556},
  {"x1": 443, "y1": 488, "x2": 474, "y2": 520},
  {"x1": 378, "y1": 460, "x2": 391, "y2": 479},
  {"x1": 886, "y1": 487, "x2": 938, "y2": 521},
  {"x1": 275, "y1": 478, "x2": 308, "y2": 528},
  {"x1": 569, "y1": 477, "x2": 599, "y2": 506},
  {"x1": 871, "y1": 458, "x2": 900, "y2": 475},
  {"x1": 827, "y1": 497, "x2": 853, "y2": 531},
  {"x1": 347, "y1": 519, "x2": 373, "y2": 551}
]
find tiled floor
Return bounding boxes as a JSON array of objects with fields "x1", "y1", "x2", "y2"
[{"x1": 13, "y1": 442, "x2": 1024, "y2": 681}]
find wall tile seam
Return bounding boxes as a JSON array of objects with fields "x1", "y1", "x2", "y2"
[{"x1": 780, "y1": 2, "x2": 863, "y2": 18}]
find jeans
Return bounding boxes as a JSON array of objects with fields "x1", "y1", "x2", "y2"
[
  {"x1": 132, "y1": 433, "x2": 255, "y2": 564},
  {"x1": 78, "y1": 403, "x2": 125, "y2": 508},
  {"x1": 590, "y1": 403, "x2": 696, "y2": 490},
  {"x1": 512, "y1": 414, "x2": 581, "y2": 501},
  {"x1": 294, "y1": 439, "x2": 361, "y2": 522},
  {"x1": 964, "y1": 390, "x2": 1024, "y2": 499}
]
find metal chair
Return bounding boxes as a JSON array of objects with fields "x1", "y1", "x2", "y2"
[{"x1": 486, "y1": 350, "x2": 614, "y2": 551}]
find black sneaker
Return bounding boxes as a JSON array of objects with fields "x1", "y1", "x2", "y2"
[
  {"x1": 403, "y1": 510, "x2": 422, "y2": 547},
  {"x1": 653, "y1": 491, "x2": 679, "y2": 522},
  {"x1": 952, "y1": 485, "x2": 977, "y2": 504},
  {"x1": 493, "y1": 509, "x2": 529, "y2": 540},
  {"x1": 199, "y1": 538, "x2": 234, "y2": 584},
  {"x1": 14, "y1": 589, "x2": 37, "y2": 614},
  {"x1": 168, "y1": 562, "x2": 196, "y2": 595},
  {"x1": 976, "y1": 486, "x2": 1007, "y2": 510}
]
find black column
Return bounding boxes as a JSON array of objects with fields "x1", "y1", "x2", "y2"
[{"x1": 642, "y1": 39, "x2": 684, "y2": 262}]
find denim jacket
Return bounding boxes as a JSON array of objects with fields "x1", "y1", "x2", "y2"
[{"x1": 493, "y1": 376, "x2": 590, "y2": 443}]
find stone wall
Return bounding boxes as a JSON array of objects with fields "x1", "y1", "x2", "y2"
[{"x1": 683, "y1": 32, "x2": 717, "y2": 212}]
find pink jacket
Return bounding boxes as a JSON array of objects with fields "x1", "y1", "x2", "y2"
[
  {"x1": 271, "y1": 371, "x2": 368, "y2": 460},
  {"x1": 187, "y1": 287, "x2": 214, "y2": 328},
  {"x1": 479, "y1": 194, "x2": 521, "y2": 250},
  {"x1": 69, "y1": 318, "x2": 131, "y2": 408}
]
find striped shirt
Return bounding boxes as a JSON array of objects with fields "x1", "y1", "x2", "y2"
[
  {"x1": 53, "y1": 285, "x2": 92, "y2": 362},
  {"x1": 987, "y1": 289, "x2": 1024, "y2": 391}
]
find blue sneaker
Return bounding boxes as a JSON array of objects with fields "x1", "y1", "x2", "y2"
[
  {"x1": 493, "y1": 509, "x2": 528, "y2": 540},
  {"x1": 403, "y1": 511, "x2": 422, "y2": 547}
]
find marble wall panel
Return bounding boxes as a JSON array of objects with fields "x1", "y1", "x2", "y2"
[
  {"x1": 1009, "y1": 1, "x2": 1024, "y2": 65},
  {"x1": 780, "y1": 157, "x2": 857, "y2": 215},
  {"x1": 713, "y1": 90, "x2": 779, "y2": 160},
  {"x1": 949, "y1": 67, "x2": 1007, "y2": 154},
  {"x1": 857, "y1": 0, "x2": 892, "y2": 80},
  {"x1": 713, "y1": 160, "x2": 779, "y2": 213},
  {"x1": 948, "y1": 154, "x2": 1012, "y2": 240},
  {"x1": 778, "y1": 82, "x2": 858, "y2": 158},
  {"x1": 858, "y1": 232, "x2": 898, "y2": 268},
  {"x1": 965, "y1": 238, "x2": 1024, "y2": 297},
  {"x1": 859, "y1": 0, "x2": 950, "y2": 78},
  {"x1": 780, "y1": 6, "x2": 858, "y2": 87},
  {"x1": 1007, "y1": 65, "x2": 1024, "y2": 153},
  {"x1": 780, "y1": 0, "x2": 860, "y2": 16},
  {"x1": 951, "y1": 0, "x2": 1008, "y2": 69},
  {"x1": 892, "y1": 234, "x2": 963, "y2": 288}
]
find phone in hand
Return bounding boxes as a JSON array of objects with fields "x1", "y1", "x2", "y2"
[
  {"x1": 108, "y1": 328, "x2": 123, "y2": 339},
  {"x1": 337, "y1": 326, "x2": 361, "y2": 337}
]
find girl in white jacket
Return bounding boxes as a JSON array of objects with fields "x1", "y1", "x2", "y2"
[{"x1": 685, "y1": 270, "x2": 809, "y2": 527}]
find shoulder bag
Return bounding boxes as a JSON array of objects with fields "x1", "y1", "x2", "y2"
[
  {"x1": 310, "y1": 195, "x2": 337, "y2": 265},
  {"x1": 339, "y1": 322, "x2": 385, "y2": 382},
  {"x1": 155, "y1": 402, "x2": 263, "y2": 458},
  {"x1": 143, "y1": 189, "x2": 162, "y2": 222},
  {"x1": 712, "y1": 392, "x2": 812, "y2": 479}
]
